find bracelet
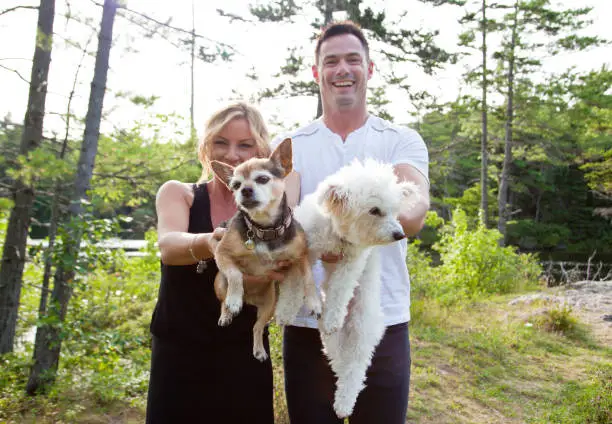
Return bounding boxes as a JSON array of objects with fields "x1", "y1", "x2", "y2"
[
  {"x1": 189, "y1": 234, "x2": 207, "y2": 273},
  {"x1": 188, "y1": 234, "x2": 200, "y2": 261}
]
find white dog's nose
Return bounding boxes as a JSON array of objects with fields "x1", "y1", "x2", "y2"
[{"x1": 392, "y1": 231, "x2": 405, "y2": 241}]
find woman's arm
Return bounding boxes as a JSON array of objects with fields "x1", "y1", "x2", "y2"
[
  {"x1": 156, "y1": 180, "x2": 219, "y2": 265},
  {"x1": 156, "y1": 180, "x2": 290, "y2": 284}
]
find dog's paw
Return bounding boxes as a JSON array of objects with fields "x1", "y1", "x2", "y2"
[
  {"x1": 274, "y1": 316, "x2": 291, "y2": 326},
  {"x1": 274, "y1": 309, "x2": 296, "y2": 326},
  {"x1": 225, "y1": 296, "x2": 243, "y2": 315},
  {"x1": 253, "y1": 348, "x2": 268, "y2": 362},
  {"x1": 333, "y1": 397, "x2": 354, "y2": 419},
  {"x1": 322, "y1": 323, "x2": 340, "y2": 335},
  {"x1": 218, "y1": 314, "x2": 233, "y2": 327},
  {"x1": 321, "y1": 313, "x2": 343, "y2": 334}
]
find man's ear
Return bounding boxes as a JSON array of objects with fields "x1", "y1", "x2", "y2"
[
  {"x1": 312, "y1": 64, "x2": 320, "y2": 84},
  {"x1": 270, "y1": 138, "x2": 293, "y2": 178},
  {"x1": 210, "y1": 160, "x2": 235, "y2": 188},
  {"x1": 367, "y1": 60, "x2": 374, "y2": 81}
]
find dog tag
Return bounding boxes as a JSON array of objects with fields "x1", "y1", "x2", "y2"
[
  {"x1": 244, "y1": 238, "x2": 255, "y2": 250},
  {"x1": 196, "y1": 260, "x2": 207, "y2": 273}
]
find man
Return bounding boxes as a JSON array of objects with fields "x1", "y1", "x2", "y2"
[{"x1": 275, "y1": 21, "x2": 430, "y2": 424}]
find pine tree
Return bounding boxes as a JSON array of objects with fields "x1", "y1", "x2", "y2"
[
  {"x1": 0, "y1": 0, "x2": 56, "y2": 355},
  {"x1": 26, "y1": 0, "x2": 118, "y2": 394}
]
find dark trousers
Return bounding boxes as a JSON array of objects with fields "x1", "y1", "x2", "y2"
[
  {"x1": 146, "y1": 334, "x2": 274, "y2": 424},
  {"x1": 283, "y1": 323, "x2": 411, "y2": 424}
]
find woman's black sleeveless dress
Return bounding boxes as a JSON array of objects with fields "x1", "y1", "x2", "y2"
[{"x1": 145, "y1": 183, "x2": 274, "y2": 424}]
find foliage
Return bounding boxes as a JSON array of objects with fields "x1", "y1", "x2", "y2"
[
  {"x1": 411, "y1": 209, "x2": 542, "y2": 305},
  {"x1": 406, "y1": 211, "x2": 444, "y2": 299},
  {"x1": 87, "y1": 113, "x2": 201, "y2": 238},
  {"x1": 506, "y1": 219, "x2": 571, "y2": 250},
  {"x1": 417, "y1": 66, "x2": 612, "y2": 258},
  {"x1": 6, "y1": 149, "x2": 72, "y2": 187},
  {"x1": 2, "y1": 224, "x2": 610, "y2": 423},
  {"x1": 443, "y1": 183, "x2": 498, "y2": 222},
  {"x1": 0, "y1": 230, "x2": 160, "y2": 422},
  {"x1": 531, "y1": 303, "x2": 578, "y2": 335}
]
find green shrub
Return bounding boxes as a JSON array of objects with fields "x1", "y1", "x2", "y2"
[
  {"x1": 416, "y1": 208, "x2": 541, "y2": 304},
  {"x1": 407, "y1": 211, "x2": 443, "y2": 302},
  {"x1": 533, "y1": 303, "x2": 578, "y2": 335}
]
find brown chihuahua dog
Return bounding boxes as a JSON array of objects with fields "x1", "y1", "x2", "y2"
[{"x1": 211, "y1": 138, "x2": 321, "y2": 361}]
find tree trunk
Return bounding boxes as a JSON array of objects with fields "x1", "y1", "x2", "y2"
[
  {"x1": 26, "y1": 0, "x2": 117, "y2": 394},
  {"x1": 480, "y1": 0, "x2": 489, "y2": 227},
  {"x1": 497, "y1": 1, "x2": 518, "y2": 245},
  {"x1": 39, "y1": 31, "x2": 93, "y2": 319},
  {"x1": 0, "y1": 0, "x2": 55, "y2": 355}
]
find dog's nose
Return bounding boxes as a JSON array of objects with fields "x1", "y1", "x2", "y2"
[
  {"x1": 392, "y1": 231, "x2": 406, "y2": 241},
  {"x1": 241, "y1": 187, "x2": 254, "y2": 198}
]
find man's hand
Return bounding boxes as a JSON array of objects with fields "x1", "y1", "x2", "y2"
[
  {"x1": 243, "y1": 260, "x2": 292, "y2": 286},
  {"x1": 321, "y1": 252, "x2": 343, "y2": 263}
]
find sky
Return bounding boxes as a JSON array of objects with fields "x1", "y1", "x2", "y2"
[{"x1": 1, "y1": 0, "x2": 611, "y2": 141}]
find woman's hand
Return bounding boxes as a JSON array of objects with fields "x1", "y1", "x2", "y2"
[{"x1": 205, "y1": 227, "x2": 227, "y2": 254}]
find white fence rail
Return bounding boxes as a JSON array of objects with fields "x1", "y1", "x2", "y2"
[{"x1": 28, "y1": 238, "x2": 154, "y2": 257}]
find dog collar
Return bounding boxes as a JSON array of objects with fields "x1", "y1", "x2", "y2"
[{"x1": 243, "y1": 210, "x2": 293, "y2": 243}]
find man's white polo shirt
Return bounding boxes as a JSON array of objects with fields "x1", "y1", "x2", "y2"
[{"x1": 273, "y1": 115, "x2": 429, "y2": 328}]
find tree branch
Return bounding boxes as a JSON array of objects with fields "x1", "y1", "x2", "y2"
[
  {"x1": 0, "y1": 5, "x2": 38, "y2": 18},
  {"x1": 0, "y1": 63, "x2": 30, "y2": 84},
  {"x1": 216, "y1": 9, "x2": 254, "y2": 23},
  {"x1": 116, "y1": 5, "x2": 239, "y2": 54}
]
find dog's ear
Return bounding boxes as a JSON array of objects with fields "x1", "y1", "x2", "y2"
[
  {"x1": 210, "y1": 160, "x2": 235, "y2": 188},
  {"x1": 269, "y1": 138, "x2": 293, "y2": 178},
  {"x1": 320, "y1": 184, "x2": 347, "y2": 216}
]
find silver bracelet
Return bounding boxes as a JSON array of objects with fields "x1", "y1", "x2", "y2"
[{"x1": 189, "y1": 234, "x2": 207, "y2": 273}]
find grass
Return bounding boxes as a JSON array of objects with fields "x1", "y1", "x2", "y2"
[
  {"x1": 406, "y1": 294, "x2": 612, "y2": 424},
  {"x1": 1, "y1": 288, "x2": 610, "y2": 423}
]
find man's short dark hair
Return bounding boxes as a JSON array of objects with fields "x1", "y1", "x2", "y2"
[{"x1": 315, "y1": 20, "x2": 369, "y2": 65}]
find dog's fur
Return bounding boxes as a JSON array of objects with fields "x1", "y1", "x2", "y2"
[
  {"x1": 294, "y1": 158, "x2": 421, "y2": 417},
  {"x1": 211, "y1": 138, "x2": 321, "y2": 361}
]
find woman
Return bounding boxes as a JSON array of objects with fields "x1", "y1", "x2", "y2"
[{"x1": 146, "y1": 102, "x2": 282, "y2": 423}]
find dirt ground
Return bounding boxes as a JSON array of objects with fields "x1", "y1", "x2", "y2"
[{"x1": 509, "y1": 280, "x2": 612, "y2": 345}]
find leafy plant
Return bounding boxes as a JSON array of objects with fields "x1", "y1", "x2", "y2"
[
  {"x1": 532, "y1": 303, "x2": 578, "y2": 335},
  {"x1": 428, "y1": 208, "x2": 541, "y2": 304}
]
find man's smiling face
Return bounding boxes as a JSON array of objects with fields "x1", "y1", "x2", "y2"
[{"x1": 313, "y1": 33, "x2": 374, "y2": 113}]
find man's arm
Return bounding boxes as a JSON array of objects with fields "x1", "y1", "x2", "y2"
[{"x1": 394, "y1": 164, "x2": 430, "y2": 237}]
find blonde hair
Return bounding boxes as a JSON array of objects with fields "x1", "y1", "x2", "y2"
[{"x1": 197, "y1": 102, "x2": 271, "y2": 182}]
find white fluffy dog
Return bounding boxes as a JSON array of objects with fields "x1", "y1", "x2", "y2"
[{"x1": 294, "y1": 158, "x2": 421, "y2": 418}]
